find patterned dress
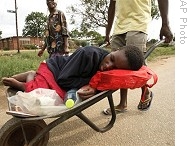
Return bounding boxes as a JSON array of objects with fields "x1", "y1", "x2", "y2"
[{"x1": 44, "y1": 10, "x2": 69, "y2": 58}]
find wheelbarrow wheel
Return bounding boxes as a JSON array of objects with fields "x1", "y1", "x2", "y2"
[{"x1": 0, "y1": 117, "x2": 49, "y2": 146}]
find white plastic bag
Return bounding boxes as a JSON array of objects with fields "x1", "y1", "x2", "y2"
[{"x1": 8, "y1": 88, "x2": 67, "y2": 116}]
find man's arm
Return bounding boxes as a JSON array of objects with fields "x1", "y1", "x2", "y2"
[
  {"x1": 157, "y1": 0, "x2": 173, "y2": 43},
  {"x1": 105, "y1": 0, "x2": 116, "y2": 44},
  {"x1": 38, "y1": 28, "x2": 48, "y2": 57},
  {"x1": 60, "y1": 12, "x2": 69, "y2": 54}
]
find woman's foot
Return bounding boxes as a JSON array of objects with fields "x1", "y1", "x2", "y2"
[{"x1": 2, "y1": 77, "x2": 25, "y2": 91}]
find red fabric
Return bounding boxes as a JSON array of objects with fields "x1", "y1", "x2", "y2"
[
  {"x1": 89, "y1": 66, "x2": 158, "y2": 90},
  {"x1": 25, "y1": 62, "x2": 66, "y2": 99}
]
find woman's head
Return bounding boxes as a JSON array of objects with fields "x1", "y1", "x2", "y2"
[
  {"x1": 99, "y1": 45, "x2": 144, "y2": 71},
  {"x1": 46, "y1": 0, "x2": 57, "y2": 10}
]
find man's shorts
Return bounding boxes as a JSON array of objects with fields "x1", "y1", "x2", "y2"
[{"x1": 111, "y1": 31, "x2": 147, "y2": 53}]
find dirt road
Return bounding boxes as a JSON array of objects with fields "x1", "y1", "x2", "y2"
[{"x1": 0, "y1": 56, "x2": 175, "y2": 146}]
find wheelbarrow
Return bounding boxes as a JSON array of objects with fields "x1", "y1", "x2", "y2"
[{"x1": 0, "y1": 40, "x2": 165, "y2": 146}]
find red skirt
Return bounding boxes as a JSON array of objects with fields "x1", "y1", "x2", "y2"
[{"x1": 25, "y1": 62, "x2": 66, "y2": 99}]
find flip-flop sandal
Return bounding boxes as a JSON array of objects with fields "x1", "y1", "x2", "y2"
[
  {"x1": 138, "y1": 91, "x2": 153, "y2": 111},
  {"x1": 103, "y1": 106, "x2": 127, "y2": 115}
]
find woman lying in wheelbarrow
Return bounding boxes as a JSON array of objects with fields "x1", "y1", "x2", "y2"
[{"x1": 2, "y1": 45, "x2": 145, "y2": 107}]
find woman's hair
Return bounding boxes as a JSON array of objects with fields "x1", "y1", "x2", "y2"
[
  {"x1": 46, "y1": 0, "x2": 57, "y2": 5},
  {"x1": 122, "y1": 45, "x2": 144, "y2": 70}
]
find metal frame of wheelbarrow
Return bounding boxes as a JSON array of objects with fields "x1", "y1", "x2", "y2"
[{"x1": 0, "y1": 40, "x2": 165, "y2": 146}]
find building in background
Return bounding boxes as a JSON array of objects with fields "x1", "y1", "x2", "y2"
[{"x1": 0, "y1": 36, "x2": 43, "y2": 50}]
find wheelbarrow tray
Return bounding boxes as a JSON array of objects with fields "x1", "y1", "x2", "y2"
[{"x1": 0, "y1": 88, "x2": 117, "y2": 146}]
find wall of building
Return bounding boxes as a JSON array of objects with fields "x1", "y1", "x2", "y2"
[{"x1": 0, "y1": 36, "x2": 43, "y2": 50}]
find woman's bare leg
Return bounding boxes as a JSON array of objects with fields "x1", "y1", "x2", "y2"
[
  {"x1": 11, "y1": 70, "x2": 36, "y2": 82},
  {"x1": 25, "y1": 71, "x2": 36, "y2": 82},
  {"x1": 2, "y1": 70, "x2": 36, "y2": 91},
  {"x1": 2, "y1": 77, "x2": 25, "y2": 91}
]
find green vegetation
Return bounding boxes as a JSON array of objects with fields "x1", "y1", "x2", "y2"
[
  {"x1": 0, "y1": 50, "x2": 48, "y2": 83},
  {"x1": 147, "y1": 45, "x2": 175, "y2": 61},
  {"x1": 22, "y1": 12, "x2": 47, "y2": 37},
  {"x1": 0, "y1": 45, "x2": 175, "y2": 85}
]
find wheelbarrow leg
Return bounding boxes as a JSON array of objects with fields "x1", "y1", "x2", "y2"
[{"x1": 20, "y1": 120, "x2": 29, "y2": 145}]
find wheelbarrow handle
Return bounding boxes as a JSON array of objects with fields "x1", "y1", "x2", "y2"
[
  {"x1": 100, "y1": 39, "x2": 165, "y2": 59},
  {"x1": 144, "y1": 40, "x2": 165, "y2": 59},
  {"x1": 99, "y1": 42, "x2": 110, "y2": 48}
]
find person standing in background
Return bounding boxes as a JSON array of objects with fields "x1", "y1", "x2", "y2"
[
  {"x1": 38, "y1": 0, "x2": 70, "y2": 58},
  {"x1": 103, "y1": 0, "x2": 173, "y2": 115}
]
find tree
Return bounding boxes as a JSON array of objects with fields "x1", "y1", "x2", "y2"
[
  {"x1": 67, "y1": 0, "x2": 160, "y2": 35},
  {"x1": 22, "y1": 12, "x2": 47, "y2": 37},
  {"x1": 151, "y1": 0, "x2": 160, "y2": 19},
  {"x1": 67, "y1": 0, "x2": 108, "y2": 32},
  {"x1": 69, "y1": 30, "x2": 104, "y2": 47},
  {"x1": 0, "y1": 30, "x2": 2, "y2": 39}
]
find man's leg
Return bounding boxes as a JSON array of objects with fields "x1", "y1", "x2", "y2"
[
  {"x1": 126, "y1": 31, "x2": 153, "y2": 110},
  {"x1": 103, "y1": 34, "x2": 128, "y2": 115},
  {"x1": 119, "y1": 88, "x2": 128, "y2": 108}
]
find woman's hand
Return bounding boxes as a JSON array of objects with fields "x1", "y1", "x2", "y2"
[
  {"x1": 38, "y1": 49, "x2": 44, "y2": 57},
  {"x1": 77, "y1": 85, "x2": 97, "y2": 100}
]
